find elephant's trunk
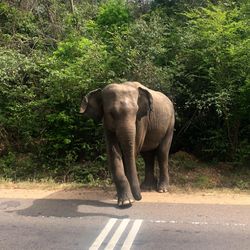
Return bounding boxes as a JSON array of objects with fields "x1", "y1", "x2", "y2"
[{"x1": 116, "y1": 124, "x2": 142, "y2": 201}]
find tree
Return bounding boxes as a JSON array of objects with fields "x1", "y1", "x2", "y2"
[{"x1": 169, "y1": 2, "x2": 250, "y2": 160}]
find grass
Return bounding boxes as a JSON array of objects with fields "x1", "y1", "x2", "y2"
[
  {"x1": 0, "y1": 151, "x2": 249, "y2": 192},
  {"x1": 169, "y1": 151, "x2": 250, "y2": 191},
  {"x1": 0, "y1": 177, "x2": 113, "y2": 190},
  {"x1": 0, "y1": 178, "x2": 84, "y2": 190}
]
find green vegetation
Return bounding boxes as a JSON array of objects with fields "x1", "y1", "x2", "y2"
[
  {"x1": 0, "y1": 0, "x2": 249, "y2": 187},
  {"x1": 169, "y1": 151, "x2": 250, "y2": 190}
]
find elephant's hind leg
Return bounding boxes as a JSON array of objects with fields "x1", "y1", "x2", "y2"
[
  {"x1": 140, "y1": 150, "x2": 157, "y2": 191},
  {"x1": 156, "y1": 129, "x2": 173, "y2": 193}
]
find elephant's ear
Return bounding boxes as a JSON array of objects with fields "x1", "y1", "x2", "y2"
[
  {"x1": 137, "y1": 87, "x2": 153, "y2": 119},
  {"x1": 79, "y1": 95, "x2": 88, "y2": 114},
  {"x1": 80, "y1": 88, "x2": 103, "y2": 121}
]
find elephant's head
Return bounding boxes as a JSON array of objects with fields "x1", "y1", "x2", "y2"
[
  {"x1": 80, "y1": 86, "x2": 152, "y2": 121},
  {"x1": 80, "y1": 84, "x2": 153, "y2": 202}
]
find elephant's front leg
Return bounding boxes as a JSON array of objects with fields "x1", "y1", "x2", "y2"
[{"x1": 105, "y1": 131, "x2": 134, "y2": 207}]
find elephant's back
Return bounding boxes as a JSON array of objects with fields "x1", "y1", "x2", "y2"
[{"x1": 123, "y1": 82, "x2": 174, "y2": 112}]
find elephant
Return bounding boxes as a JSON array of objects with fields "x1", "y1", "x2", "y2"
[{"x1": 80, "y1": 82, "x2": 175, "y2": 207}]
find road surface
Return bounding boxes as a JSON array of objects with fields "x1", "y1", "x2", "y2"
[{"x1": 0, "y1": 189, "x2": 249, "y2": 250}]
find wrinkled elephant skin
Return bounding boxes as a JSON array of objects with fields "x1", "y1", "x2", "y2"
[{"x1": 80, "y1": 82, "x2": 175, "y2": 207}]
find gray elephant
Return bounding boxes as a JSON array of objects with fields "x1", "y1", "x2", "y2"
[{"x1": 80, "y1": 82, "x2": 175, "y2": 207}]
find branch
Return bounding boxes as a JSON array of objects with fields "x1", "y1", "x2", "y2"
[{"x1": 69, "y1": 0, "x2": 74, "y2": 13}]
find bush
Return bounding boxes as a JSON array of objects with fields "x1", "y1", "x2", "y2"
[
  {"x1": 168, "y1": 3, "x2": 250, "y2": 160},
  {"x1": 0, "y1": 0, "x2": 249, "y2": 183}
]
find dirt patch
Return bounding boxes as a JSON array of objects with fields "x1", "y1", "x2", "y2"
[
  {"x1": 0, "y1": 188, "x2": 249, "y2": 205},
  {"x1": 141, "y1": 190, "x2": 250, "y2": 205}
]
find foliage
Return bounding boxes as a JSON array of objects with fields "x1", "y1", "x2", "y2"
[
  {"x1": 0, "y1": 0, "x2": 249, "y2": 183},
  {"x1": 168, "y1": 2, "x2": 250, "y2": 160},
  {"x1": 96, "y1": 0, "x2": 132, "y2": 29},
  {"x1": 0, "y1": 48, "x2": 45, "y2": 154},
  {"x1": 109, "y1": 10, "x2": 172, "y2": 89}
]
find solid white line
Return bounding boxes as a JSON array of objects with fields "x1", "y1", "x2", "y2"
[
  {"x1": 89, "y1": 218, "x2": 117, "y2": 250},
  {"x1": 121, "y1": 219, "x2": 143, "y2": 250},
  {"x1": 105, "y1": 219, "x2": 130, "y2": 250}
]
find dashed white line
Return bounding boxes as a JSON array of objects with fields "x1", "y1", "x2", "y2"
[
  {"x1": 89, "y1": 218, "x2": 117, "y2": 250},
  {"x1": 149, "y1": 220, "x2": 247, "y2": 227},
  {"x1": 121, "y1": 219, "x2": 143, "y2": 250}
]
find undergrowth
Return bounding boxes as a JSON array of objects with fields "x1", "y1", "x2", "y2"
[{"x1": 0, "y1": 151, "x2": 249, "y2": 191}]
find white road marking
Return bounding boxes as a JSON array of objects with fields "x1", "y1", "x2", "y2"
[
  {"x1": 121, "y1": 219, "x2": 143, "y2": 250},
  {"x1": 89, "y1": 218, "x2": 117, "y2": 250},
  {"x1": 89, "y1": 218, "x2": 143, "y2": 250},
  {"x1": 105, "y1": 218, "x2": 130, "y2": 250},
  {"x1": 149, "y1": 220, "x2": 247, "y2": 227}
]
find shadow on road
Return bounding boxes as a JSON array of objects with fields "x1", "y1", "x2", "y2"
[{"x1": 7, "y1": 189, "x2": 130, "y2": 219}]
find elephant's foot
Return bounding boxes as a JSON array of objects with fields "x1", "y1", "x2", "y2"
[
  {"x1": 157, "y1": 182, "x2": 169, "y2": 193},
  {"x1": 141, "y1": 178, "x2": 158, "y2": 191},
  {"x1": 117, "y1": 198, "x2": 134, "y2": 208},
  {"x1": 117, "y1": 193, "x2": 135, "y2": 208}
]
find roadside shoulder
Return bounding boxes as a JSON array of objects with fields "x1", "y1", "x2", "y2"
[{"x1": 0, "y1": 187, "x2": 249, "y2": 205}]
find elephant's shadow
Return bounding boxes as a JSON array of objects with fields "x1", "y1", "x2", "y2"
[{"x1": 10, "y1": 190, "x2": 130, "y2": 219}]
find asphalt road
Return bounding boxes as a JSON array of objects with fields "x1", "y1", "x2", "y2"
[{"x1": 0, "y1": 194, "x2": 250, "y2": 250}]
